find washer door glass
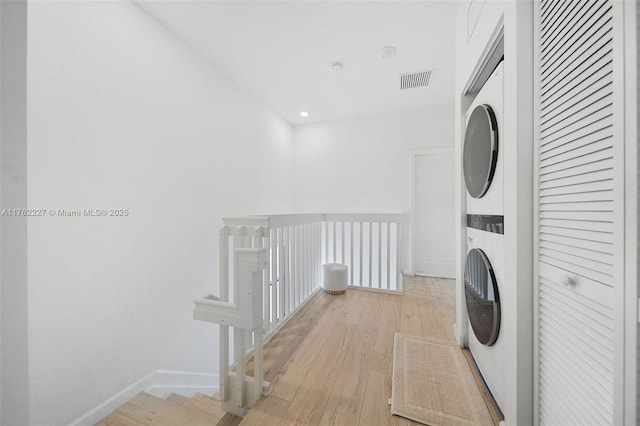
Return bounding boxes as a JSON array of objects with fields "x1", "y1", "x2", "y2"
[
  {"x1": 464, "y1": 248, "x2": 500, "y2": 346},
  {"x1": 463, "y1": 104, "x2": 499, "y2": 198}
]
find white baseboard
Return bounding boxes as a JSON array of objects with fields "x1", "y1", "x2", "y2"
[
  {"x1": 145, "y1": 370, "x2": 218, "y2": 399},
  {"x1": 453, "y1": 322, "x2": 466, "y2": 348},
  {"x1": 348, "y1": 285, "x2": 403, "y2": 295},
  {"x1": 414, "y1": 261, "x2": 456, "y2": 279},
  {"x1": 68, "y1": 369, "x2": 218, "y2": 426}
]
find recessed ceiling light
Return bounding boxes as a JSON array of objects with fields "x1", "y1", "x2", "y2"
[
  {"x1": 300, "y1": 111, "x2": 309, "y2": 117},
  {"x1": 379, "y1": 46, "x2": 397, "y2": 60}
]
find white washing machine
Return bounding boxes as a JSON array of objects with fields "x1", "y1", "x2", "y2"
[
  {"x1": 463, "y1": 60, "x2": 506, "y2": 412},
  {"x1": 465, "y1": 224, "x2": 505, "y2": 411}
]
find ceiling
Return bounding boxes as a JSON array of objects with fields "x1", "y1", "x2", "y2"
[{"x1": 136, "y1": 1, "x2": 460, "y2": 125}]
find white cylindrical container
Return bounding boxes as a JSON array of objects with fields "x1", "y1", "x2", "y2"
[{"x1": 322, "y1": 263, "x2": 348, "y2": 295}]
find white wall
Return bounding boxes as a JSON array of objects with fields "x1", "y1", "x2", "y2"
[
  {"x1": 1, "y1": 1, "x2": 29, "y2": 425},
  {"x1": 292, "y1": 107, "x2": 454, "y2": 273},
  {"x1": 292, "y1": 107, "x2": 453, "y2": 213},
  {"x1": 27, "y1": 2, "x2": 293, "y2": 424}
]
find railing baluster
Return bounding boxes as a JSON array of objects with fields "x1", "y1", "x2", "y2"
[
  {"x1": 341, "y1": 221, "x2": 345, "y2": 265},
  {"x1": 220, "y1": 324, "x2": 229, "y2": 401},
  {"x1": 302, "y1": 224, "x2": 307, "y2": 299},
  {"x1": 278, "y1": 227, "x2": 285, "y2": 321},
  {"x1": 349, "y1": 222, "x2": 353, "y2": 286},
  {"x1": 378, "y1": 222, "x2": 382, "y2": 289},
  {"x1": 271, "y1": 227, "x2": 278, "y2": 327},
  {"x1": 359, "y1": 222, "x2": 363, "y2": 286},
  {"x1": 289, "y1": 226, "x2": 294, "y2": 308},
  {"x1": 254, "y1": 329, "x2": 263, "y2": 401},
  {"x1": 307, "y1": 224, "x2": 311, "y2": 294},
  {"x1": 292, "y1": 226, "x2": 297, "y2": 309},
  {"x1": 308, "y1": 224, "x2": 312, "y2": 298},
  {"x1": 332, "y1": 221, "x2": 336, "y2": 263},
  {"x1": 316, "y1": 222, "x2": 321, "y2": 288},
  {"x1": 396, "y1": 222, "x2": 402, "y2": 291},
  {"x1": 299, "y1": 225, "x2": 303, "y2": 300},
  {"x1": 255, "y1": 230, "x2": 268, "y2": 334},
  {"x1": 284, "y1": 227, "x2": 290, "y2": 315},
  {"x1": 305, "y1": 224, "x2": 313, "y2": 299},
  {"x1": 299, "y1": 225, "x2": 304, "y2": 304},
  {"x1": 235, "y1": 328, "x2": 246, "y2": 409},
  {"x1": 312, "y1": 224, "x2": 316, "y2": 290},
  {"x1": 324, "y1": 222, "x2": 328, "y2": 264},
  {"x1": 219, "y1": 226, "x2": 230, "y2": 402},
  {"x1": 386, "y1": 222, "x2": 391, "y2": 290},
  {"x1": 297, "y1": 225, "x2": 302, "y2": 305},
  {"x1": 368, "y1": 222, "x2": 372, "y2": 288}
]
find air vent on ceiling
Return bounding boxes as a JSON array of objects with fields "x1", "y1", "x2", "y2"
[{"x1": 400, "y1": 69, "x2": 432, "y2": 90}]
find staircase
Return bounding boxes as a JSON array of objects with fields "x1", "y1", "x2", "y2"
[{"x1": 97, "y1": 392, "x2": 242, "y2": 426}]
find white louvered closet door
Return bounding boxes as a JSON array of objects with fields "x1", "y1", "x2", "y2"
[{"x1": 535, "y1": 0, "x2": 625, "y2": 424}]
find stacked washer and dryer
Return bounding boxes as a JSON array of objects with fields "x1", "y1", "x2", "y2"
[{"x1": 463, "y1": 60, "x2": 506, "y2": 412}]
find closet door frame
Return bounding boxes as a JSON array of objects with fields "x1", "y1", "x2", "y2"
[
  {"x1": 622, "y1": 1, "x2": 639, "y2": 424},
  {"x1": 611, "y1": 1, "x2": 626, "y2": 423}
]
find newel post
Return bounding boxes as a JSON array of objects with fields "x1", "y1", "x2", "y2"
[{"x1": 193, "y1": 246, "x2": 269, "y2": 417}]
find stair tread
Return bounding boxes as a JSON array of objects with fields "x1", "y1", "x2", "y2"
[
  {"x1": 113, "y1": 392, "x2": 223, "y2": 426},
  {"x1": 192, "y1": 392, "x2": 216, "y2": 402},
  {"x1": 217, "y1": 412, "x2": 243, "y2": 426},
  {"x1": 108, "y1": 402, "x2": 175, "y2": 426},
  {"x1": 182, "y1": 394, "x2": 225, "y2": 417},
  {"x1": 197, "y1": 394, "x2": 241, "y2": 425},
  {"x1": 96, "y1": 410, "x2": 147, "y2": 426},
  {"x1": 166, "y1": 393, "x2": 188, "y2": 403}
]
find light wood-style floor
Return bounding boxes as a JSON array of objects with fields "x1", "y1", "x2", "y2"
[
  {"x1": 100, "y1": 276, "x2": 500, "y2": 426},
  {"x1": 241, "y1": 275, "x2": 460, "y2": 426}
]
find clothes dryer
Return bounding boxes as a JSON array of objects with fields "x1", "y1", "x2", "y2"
[{"x1": 464, "y1": 61, "x2": 504, "y2": 216}]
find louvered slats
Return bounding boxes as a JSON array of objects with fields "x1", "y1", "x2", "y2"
[
  {"x1": 538, "y1": 0, "x2": 615, "y2": 285},
  {"x1": 540, "y1": 225, "x2": 614, "y2": 244},
  {"x1": 541, "y1": 145, "x2": 612, "y2": 175},
  {"x1": 540, "y1": 118, "x2": 612, "y2": 158},
  {"x1": 537, "y1": 0, "x2": 616, "y2": 424},
  {"x1": 542, "y1": 19, "x2": 612, "y2": 93},
  {"x1": 541, "y1": 58, "x2": 612, "y2": 116},
  {"x1": 538, "y1": 278, "x2": 615, "y2": 425},
  {"x1": 540, "y1": 217, "x2": 613, "y2": 233}
]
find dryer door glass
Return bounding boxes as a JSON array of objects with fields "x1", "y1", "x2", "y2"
[
  {"x1": 463, "y1": 104, "x2": 499, "y2": 198},
  {"x1": 464, "y1": 248, "x2": 500, "y2": 345}
]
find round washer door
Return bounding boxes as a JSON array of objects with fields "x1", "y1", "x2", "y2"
[
  {"x1": 463, "y1": 104, "x2": 499, "y2": 198},
  {"x1": 464, "y1": 248, "x2": 500, "y2": 346}
]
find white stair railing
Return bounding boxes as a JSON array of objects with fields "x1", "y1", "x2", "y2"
[
  {"x1": 220, "y1": 215, "x2": 325, "y2": 338},
  {"x1": 193, "y1": 247, "x2": 269, "y2": 417}
]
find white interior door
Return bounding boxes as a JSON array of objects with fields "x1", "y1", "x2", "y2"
[
  {"x1": 413, "y1": 149, "x2": 455, "y2": 278},
  {"x1": 533, "y1": 0, "x2": 628, "y2": 424}
]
